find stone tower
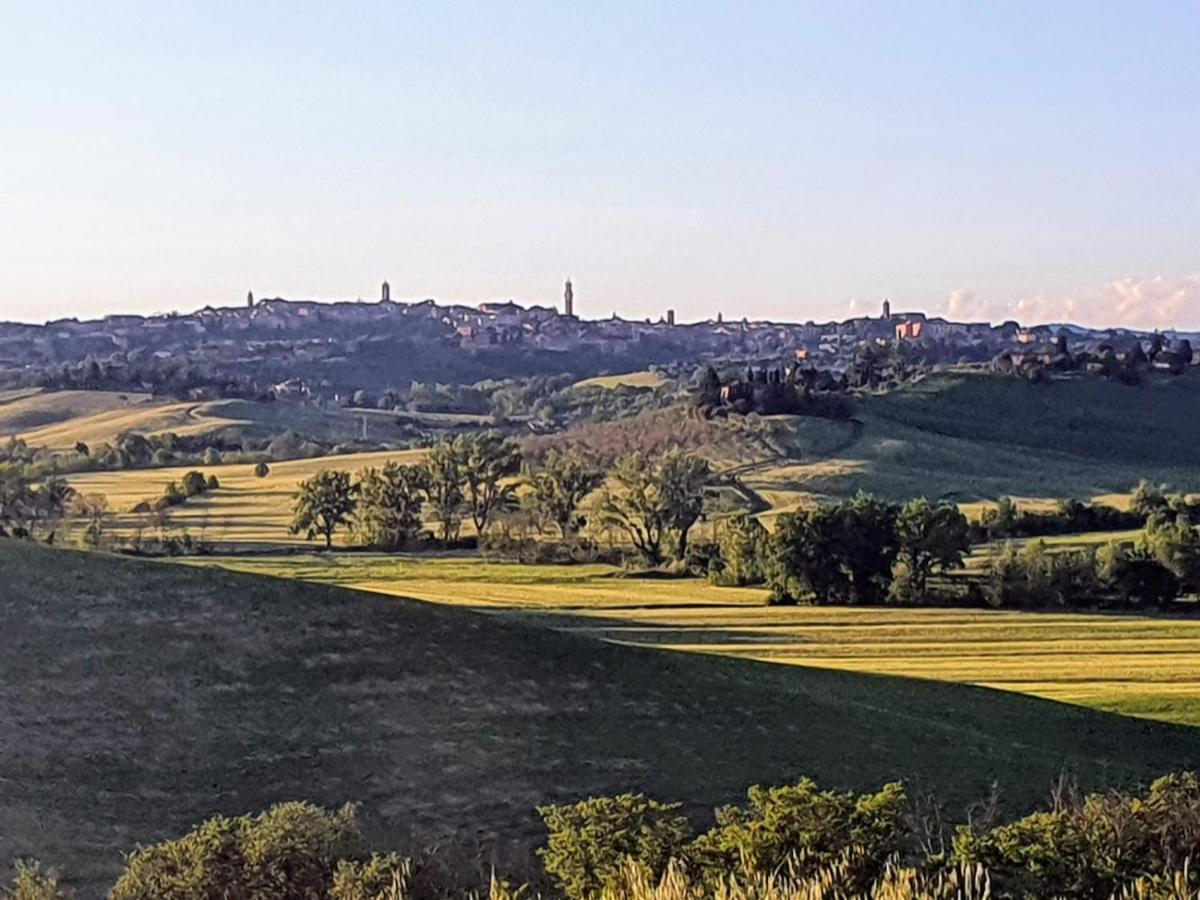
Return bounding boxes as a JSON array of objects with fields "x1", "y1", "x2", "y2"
[
  {"x1": 247, "y1": 291, "x2": 254, "y2": 308},
  {"x1": 381, "y1": 281, "x2": 391, "y2": 302},
  {"x1": 882, "y1": 298, "x2": 891, "y2": 319},
  {"x1": 563, "y1": 278, "x2": 574, "y2": 316},
  {"x1": 666, "y1": 309, "x2": 675, "y2": 326}
]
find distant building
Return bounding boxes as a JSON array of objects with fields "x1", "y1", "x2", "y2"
[
  {"x1": 896, "y1": 320, "x2": 924, "y2": 340},
  {"x1": 381, "y1": 281, "x2": 390, "y2": 302},
  {"x1": 882, "y1": 298, "x2": 891, "y2": 319},
  {"x1": 247, "y1": 291, "x2": 254, "y2": 308},
  {"x1": 666, "y1": 309, "x2": 675, "y2": 326},
  {"x1": 564, "y1": 278, "x2": 574, "y2": 317}
]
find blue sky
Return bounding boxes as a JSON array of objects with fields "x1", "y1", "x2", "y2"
[{"x1": 2, "y1": 1, "x2": 1197, "y2": 327}]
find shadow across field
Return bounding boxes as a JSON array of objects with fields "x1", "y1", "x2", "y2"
[{"x1": 2, "y1": 542, "x2": 1199, "y2": 896}]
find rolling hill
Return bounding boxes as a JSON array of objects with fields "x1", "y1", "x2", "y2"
[
  {"x1": 745, "y1": 371, "x2": 1200, "y2": 514},
  {"x1": 2, "y1": 541, "x2": 1199, "y2": 894},
  {"x1": 0, "y1": 389, "x2": 429, "y2": 452}
]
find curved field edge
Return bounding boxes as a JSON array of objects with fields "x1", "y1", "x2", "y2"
[
  {"x1": 3, "y1": 541, "x2": 1198, "y2": 894},
  {"x1": 195, "y1": 554, "x2": 1200, "y2": 728}
]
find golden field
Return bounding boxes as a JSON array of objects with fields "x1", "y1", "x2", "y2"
[{"x1": 67, "y1": 450, "x2": 426, "y2": 547}]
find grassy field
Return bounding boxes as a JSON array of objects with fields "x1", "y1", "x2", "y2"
[
  {"x1": 5, "y1": 541, "x2": 1200, "y2": 894},
  {"x1": 66, "y1": 449, "x2": 425, "y2": 547},
  {"x1": 744, "y1": 371, "x2": 1200, "y2": 512},
  {"x1": 196, "y1": 554, "x2": 1200, "y2": 728}
]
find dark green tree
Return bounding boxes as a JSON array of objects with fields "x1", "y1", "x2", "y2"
[
  {"x1": 893, "y1": 498, "x2": 971, "y2": 600},
  {"x1": 290, "y1": 470, "x2": 357, "y2": 549},
  {"x1": 768, "y1": 493, "x2": 899, "y2": 605}
]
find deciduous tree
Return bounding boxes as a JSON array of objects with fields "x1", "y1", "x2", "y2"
[
  {"x1": 356, "y1": 462, "x2": 429, "y2": 549},
  {"x1": 290, "y1": 470, "x2": 357, "y2": 549},
  {"x1": 526, "y1": 452, "x2": 603, "y2": 543},
  {"x1": 893, "y1": 498, "x2": 971, "y2": 600}
]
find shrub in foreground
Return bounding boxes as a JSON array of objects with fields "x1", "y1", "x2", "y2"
[
  {"x1": 538, "y1": 794, "x2": 692, "y2": 898},
  {"x1": 1, "y1": 861, "x2": 71, "y2": 900},
  {"x1": 110, "y1": 802, "x2": 363, "y2": 900},
  {"x1": 690, "y1": 779, "x2": 908, "y2": 890},
  {"x1": 13, "y1": 773, "x2": 1200, "y2": 899},
  {"x1": 953, "y1": 772, "x2": 1200, "y2": 899}
]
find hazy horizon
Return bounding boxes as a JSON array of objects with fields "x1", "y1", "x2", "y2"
[{"x1": 2, "y1": 2, "x2": 1197, "y2": 330}]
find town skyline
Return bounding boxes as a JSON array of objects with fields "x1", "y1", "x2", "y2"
[
  {"x1": 4, "y1": 272, "x2": 1200, "y2": 334},
  {"x1": 6, "y1": 277, "x2": 1200, "y2": 338}
]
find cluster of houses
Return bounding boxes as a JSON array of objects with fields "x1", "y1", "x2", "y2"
[
  {"x1": 993, "y1": 331, "x2": 1195, "y2": 381},
  {"x1": 2, "y1": 286, "x2": 1197, "y2": 396}
]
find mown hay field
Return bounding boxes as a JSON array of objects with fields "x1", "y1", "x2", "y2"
[
  {"x1": 66, "y1": 450, "x2": 425, "y2": 547},
  {"x1": 194, "y1": 554, "x2": 1200, "y2": 728},
  {"x1": 2, "y1": 388, "x2": 431, "y2": 451},
  {"x1": 573, "y1": 369, "x2": 668, "y2": 390},
  {"x1": 0, "y1": 389, "x2": 208, "y2": 448}
]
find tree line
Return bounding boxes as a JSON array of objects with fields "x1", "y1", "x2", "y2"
[
  {"x1": 696, "y1": 491, "x2": 1200, "y2": 610},
  {"x1": 289, "y1": 432, "x2": 712, "y2": 562}
]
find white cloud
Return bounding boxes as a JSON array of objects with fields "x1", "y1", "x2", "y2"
[{"x1": 930, "y1": 274, "x2": 1200, "y2": 331}]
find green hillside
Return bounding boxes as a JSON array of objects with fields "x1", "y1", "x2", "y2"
[
  {"x1": 3, "y1": 542, "x2": 1199, "y2": 894},
  {"x1": 748, "y1": 371, "x2": 1200, "y2": 509}
]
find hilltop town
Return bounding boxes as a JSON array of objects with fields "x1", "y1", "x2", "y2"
[{"x1": 1, "y1": 281, "x2": 1194, "y2": 401}]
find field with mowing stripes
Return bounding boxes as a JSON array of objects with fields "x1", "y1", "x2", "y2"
[
  {"x1": 196, "y1": 555, "x2": 1200, "y2": 727},
  {"x1": 67, "y1": 450, "x2": 425, "y2": 547}
]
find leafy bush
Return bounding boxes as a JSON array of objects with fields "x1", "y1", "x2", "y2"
[
  {"x1": 953, "y1": 773, "x2": 1200, "y2": 899},
  {"x1": 690, "y1": 779, "x2": 908, "y2": 889},
  {"x1": 110, "y1": 802, "x2": 364, "y2": 900},
  {"x1": 537, "y1": 793, "x2": 693, "y2": 899}
]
